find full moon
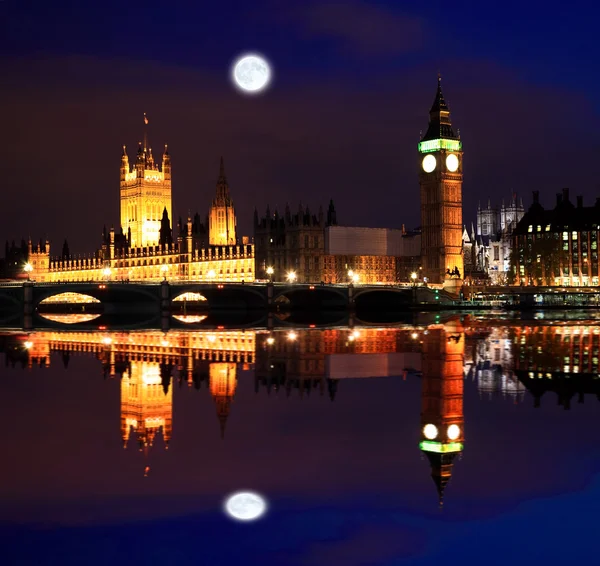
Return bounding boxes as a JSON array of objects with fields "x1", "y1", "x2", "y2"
[
  {"x1": 224, "y1": 491, "x2": 267, "y2": 521},
  {"x1": 231, "y1": 53, "x2": 272, "y2": 94}
]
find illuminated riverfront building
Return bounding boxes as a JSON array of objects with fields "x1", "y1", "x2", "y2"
[
  {"x1": 419, "y1": 323, "x2": 465, "y2": 506},
  {"x1": 418, "y1": 76, "x2": 464, "y2": 290},
  {"x1": 511, "y1": 189, "x2": 600, "y2": 287},
  {"x1": 17, "y1": 117, "x2": 254, "y2": 283}
]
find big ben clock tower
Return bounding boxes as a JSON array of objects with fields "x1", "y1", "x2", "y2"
[{"x1": 418, "y1": 75, "x2": 463, "y2": 289}]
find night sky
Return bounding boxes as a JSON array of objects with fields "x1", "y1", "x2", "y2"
[{"x1": 1, "y1": 0, "x2": 599, "y2": 253}]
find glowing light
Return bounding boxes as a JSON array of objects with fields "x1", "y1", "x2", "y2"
[
  {"x1": 223, "y1": 491, "x2": 268, "y2": 521},
  {"x1": 40, "y1": 293, "x2": 101, "y2": 304},
  {"x1": 419, "y1": 441, "x2": 463, "y2": 453},
  {"x1": 422, "y1": 154, "x2": 436, "y2": 173},
  {"x1": 102, "y1": 336, "x2": 113, "y2": 345},
  {"x1": 423, "y1": 424, "x2": 438, "y2": 439},
  {"x1": 24, "y1": 341, "x2": 33, "y2": 350},
  {"x1": 173, "y1": 292, "x2": 207, "y2": 302},
  {"x1": 418, "y1": 138, "x2": 462, "y2": 153},
  {"x1": 447, "y1": 424, "x2": 460, "y2": 440},
  {"x1": 352, "y1": 274, "x2": 359, "y2": 283},
  {"x1": 446, "y1": 153, "x2": 459, "y2": 172},
  {"x1": 103, "y1": 268, "x2": 112, "y2": 278},
  {"x1": 352, "y1": 330, "x2": 360, "y2": 339},
  {"x1": 171, "y1": 315, "x2": 207, "y2": 323},
  {"x1": 266, "y1": 266, "x2": 274, "y2": 276},
  {"x1": 411, "y1": 272, "x2": 417, "y2": 280},
  {"x1": 287, "y1": 331, "x2": 297, "y2": 341},
  {"x1": 411, "y1": 332, "x2": 419, "y2": 340},
  {"x1": 24, "y1": 263, "x2": 33, "y2": 274},
  {"x1": 231, "y1": 53, "x2": 272, "y2": 95},
  {"x1": 266, "y1": 337, "x2": 275, "y2": 345},
  {"x1": 286, "y1": 271, "x2": 297, "y2": 282},
  {"x1": 207, "y1": 269, "x2": 216, "y2": 280},
  {"x1": 37, "y1": 313, "x2": 102, "y2": 324},
  {"x1": 207, "y1": 335, "x2": 217, "y2": 343}
]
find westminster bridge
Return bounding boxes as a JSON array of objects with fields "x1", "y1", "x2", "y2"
[{"x1": 0, "y1": 280, "x2": 457, "y2": 328}]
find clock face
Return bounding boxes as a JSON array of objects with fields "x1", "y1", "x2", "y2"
[
  {"x1": 446, "y1": 153, "x2": 459, "y2": 172},
  {"x1": 422, "y1": 154, "x2": 436, "y2": 173}
]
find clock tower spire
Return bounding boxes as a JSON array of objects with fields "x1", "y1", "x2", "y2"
[{"x1": 418, "y1": 75, "x2": 464, "y2": 291}]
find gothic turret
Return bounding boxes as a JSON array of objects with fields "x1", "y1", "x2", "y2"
[{"x1": 209, "y1": 157, "x2": 237, "y2": 246}]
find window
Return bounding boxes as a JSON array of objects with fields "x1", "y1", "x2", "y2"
[
  {"x1": 304, "y1": 235, "x2": 309, "y2": 248},
  {"x1": 494, "y1": 247, "x2": 499, "y2": 261},
  {"x1": 528, "y1": 225, "x2": 533, "y2": 233},
  {"x1": 563, "y1": 232, "x2": 569, "y2": 241},
  {"x1": 572, "y1": 232, "x2": 578, "y2": 240}
]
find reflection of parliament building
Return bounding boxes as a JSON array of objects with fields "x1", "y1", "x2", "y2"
[
  {"x1": 18, "y1": 119, "x2": 254, "y2": 283},
  {"x1": 8, "y1": 322, "x2": 600, "y2": 502},
  {"x1": 1, "y1": 325, "x2": 467, "y2": 504}
]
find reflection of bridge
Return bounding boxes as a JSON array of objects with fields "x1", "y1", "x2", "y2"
[{"x1": 0, "y1": 280, "x2": 456, "y2": 324}]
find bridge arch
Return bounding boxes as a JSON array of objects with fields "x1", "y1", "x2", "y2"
[{"x1": 353, "y1": 287, "x2": 413, "y2": 311}]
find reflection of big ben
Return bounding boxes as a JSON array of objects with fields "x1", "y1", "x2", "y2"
[
  {"x1": 420, "y1": 322, "x2": 465, "y2": 507},
  {"x1": 121, "y1": 361, "x2": 173, "y2": 451}
]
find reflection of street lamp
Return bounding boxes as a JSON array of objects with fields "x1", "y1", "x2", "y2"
[
  {"x1": 103, "y1": 267, "x2": 112, "y2": 280},
  {"x1": 207, "y1": 269, "x2": 216, "y2": 281},
  {"x1": 266, "y1": 266, "x2": 274, "y2": 282},
  {"x1": 160, "y1": 264, "x2": 169, "y2": 281},
  {"x1": 24, "y1": 263, "x2": 33, "y2": 281},
  {"x1": 286, "y1": 271, "x2": 296, "y2": 283}
]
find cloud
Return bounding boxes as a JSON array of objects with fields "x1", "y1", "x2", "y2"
[{"x1": 281, "y1": 1, "x2": 424, "y2": 56}]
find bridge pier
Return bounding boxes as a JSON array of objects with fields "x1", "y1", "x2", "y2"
[
  {"x1": 267, "y1": 282, "x2": 273, "y2": 309},
  {"x1": 23, "y1": 282, "x2": 33, "y2": 330},
  {"x1": 348, "y1": 284, "x2": 355, "y2": 311}
]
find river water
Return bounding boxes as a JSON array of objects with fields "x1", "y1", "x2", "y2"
[{"x1": 1, "y1": 311, "x2": 599, "y2": 565}]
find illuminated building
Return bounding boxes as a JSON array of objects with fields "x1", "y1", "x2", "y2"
[
  {"x1": 419, "y1": 323, "x2": 465, "y2": 507},
  {"x1": 418, "y1": 75, "x2": 464, "y2": 290},
  {"x1": 254, "y1": 201, "x2": 421, "y2": 284},
  {"x1": 209, "y1": 158, "x2": 237, "y2": 246},
  {"x1": 209, "y1": 363, "x2": 237, "y2": 438},
  {"x1": 511, "y1": 189, "x2": 600, "y2": 287},
  {"x1": 16, "y1": 118, "x2": 254, "y2": 283},
  {"x1": 120, "y1": 118, "x2": 172, "y2": 248}
]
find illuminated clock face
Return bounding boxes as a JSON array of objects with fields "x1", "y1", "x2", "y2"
[
  {"x1": 446, "y1": 153, "x2": 459, "y2": 172},
  {"x1": 422, "y1": 154, "x2": 436, "y2": 173}
]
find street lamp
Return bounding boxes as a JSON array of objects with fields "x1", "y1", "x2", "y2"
[
  {"x1": 103, "y1": 267, "x2": 112, "y2": 280},
  {"x1": 266, "y1": 266, "x2": 274, "y2": 282},
  {"x1": 352, "y1": 273, "x2": 359, "y2": 284},
  {"x1": 286, "y1": 271, "x2": 297, "y2": 283},
  {"x1": 160, "y1": 264, "x2": 169, "y2": 281},
  {"x1": 24, "y1": 263, "x2": 33, "y2": 281},
  {"x1": 207, "y1": 269, "x2": 216, "y2": 281},
  {"x1": 411, "y1": 272, "x2": 417, "y2": 285}
]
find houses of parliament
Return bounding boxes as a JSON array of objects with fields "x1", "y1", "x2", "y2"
[{"x1": 19, "y1": 118, "x2": 254, "y2": 283}]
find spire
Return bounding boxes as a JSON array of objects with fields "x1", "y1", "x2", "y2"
[
  {"x1": 214, "y1": 156, "x2": 232, "y2": 204},
  {"x1": 421, "y1": 74, "x2": 459, "y2": 142},
  {"x1": 143, "y1": 112, "x2": 149, "y2": 152}
]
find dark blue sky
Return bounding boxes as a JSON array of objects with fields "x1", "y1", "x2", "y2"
[{"x1": 1, "y1": 0, "x2": 599, "y2": 251}]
